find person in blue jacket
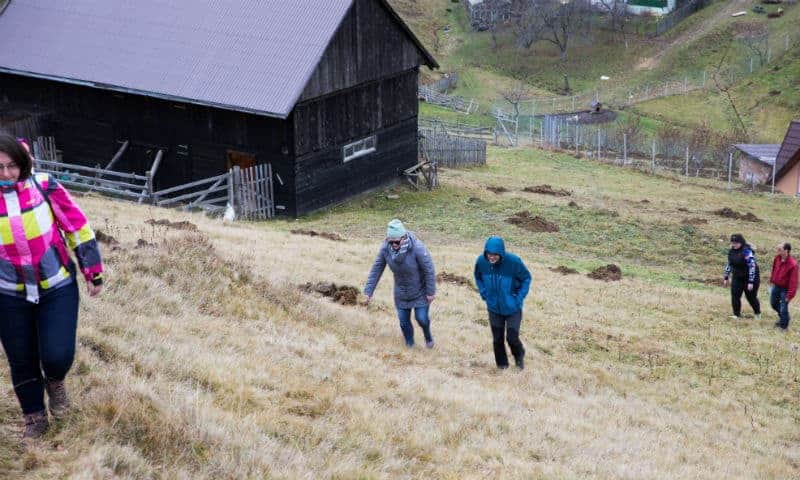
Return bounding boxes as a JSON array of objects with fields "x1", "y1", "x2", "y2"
[{"x1": 474, "y1": 236, "x2": 532, "y2": 370}]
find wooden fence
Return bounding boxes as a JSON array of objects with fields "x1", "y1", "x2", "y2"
[
  {"x1": 419, "y1": 129, "x2": 487, "y2": 168},
  {"x1": 34, "y1": 158, "x2": 152, "y2": 201},
  {"x1": 142, "y1": 164, "x2": 275, "y2": 219},
  {"x1": 231, "y1": 164, "x2": 275, "y2": 220},
  {"x1": 34, "y1": 140, "x2": 275, "y2": 220},
  {"x1": 418, "y1": 85, "x2": 479, "y2": 114},
  {"x1": 418, "y1": 117, "x2": 495, "y2": 141}
]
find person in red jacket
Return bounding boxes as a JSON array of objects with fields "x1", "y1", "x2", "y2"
[{"x1": 769, "y1": 242, "x2": 798, "y2": 330}]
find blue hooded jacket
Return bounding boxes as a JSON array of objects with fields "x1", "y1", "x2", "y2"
[{"x1": 474, "y1": 237, "x2": 532, "y2": 315}]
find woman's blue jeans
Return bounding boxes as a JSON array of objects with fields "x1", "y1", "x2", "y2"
[
  {"x1": 396, "y1": 306, "x2": 432, "y2": 347},
  {"x1": 0, "y1": 281, "x2": 80, "y2": 414}
]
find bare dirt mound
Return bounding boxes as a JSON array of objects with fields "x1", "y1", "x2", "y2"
[
  {"x1": 550, "y1": 266, "x2": 579, "y2": 275},
  {"x1": 713, "y1": 208, "x2": 762, "y2": 223},
  {"x1": 437, "y1": 272, "x2": 477, "y2": 291},
  {"x1": 300, "y1": 282, "x2": 360, "y2": 306},
  {"x1": 291, "y1": 229, "x2": 346, "y2": 242},
  {"x1": 507, "y1": 211, "x2": 560, "y2": 232},
  {"x1": 487, "y1": 186, "x2": 508, "y2": 194},
  {"x1": 597, "y1": 208, "x2": 619, "y2": 218},
  {"x1": 682, "y1": 217, "x2": 708, "y2": 225},
  {"x1": 136, "y1": 239, "x2": 156, "y2": 249},
  {"x1": 683, "y1": 277, "x2": 726, "y2": 288},
  {"x1": 95, "y1": 230, "x2": 119, "y2": 247},
  {"x1": 146, "y1": 219, "x2": 199, "y2": 231},
  {"x1": 523, "y1": 184, "x2": 571, "y2": 197},
  {"x1": 588, "y1": 264, "x2": 622, "y2": 282}
]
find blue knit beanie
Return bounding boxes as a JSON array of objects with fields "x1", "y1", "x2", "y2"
[{"x1": 386, "y1": 219, "x2": 407, "y2": 239}]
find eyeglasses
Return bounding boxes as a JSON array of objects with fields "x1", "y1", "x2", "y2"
[
  {"x1": 0, "y1": 163, "x2": 19, "y2": 172},
  {"x1": 388, "y1": 240, "x2": 402, "y2": 246}
]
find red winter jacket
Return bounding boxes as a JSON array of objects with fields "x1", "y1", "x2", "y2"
[{"x1": 770, "y1": 255, "x2": 798, "y2": 301}]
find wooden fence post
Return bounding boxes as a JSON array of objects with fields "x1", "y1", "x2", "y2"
[
  {"x1": 685, "y1": 146, "x2": 689, "y2": 177},
  {"x1": 651, "y1": 139, "x2": 656, "y2": 173},
  {"x1": 727, "y1": 152, "x2": 733, "y2": 191},
  {"x1": 142, "y1": 150, "x2": 163, "y2": 204}
]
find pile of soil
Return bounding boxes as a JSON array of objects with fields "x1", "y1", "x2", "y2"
[
  {"x1": 146, "y1": 219, "x2": 199, "y2": 231},
  {"x1": 437, "y1": 272, "x2": 477, "y2": 291},
  {"x1": 290, "y1": 229, "x2": 346, "y2": 242},
  {"x1": 300, "y1": 282, "x2": 360, "y2": 306},
  {"x1": 507, "y1": 211, "x2": 560, "y2": 232},
  {"x1": 135, "y1": 239, "x2": 156, "y2": 249},
  {"x1": 588, "y1": 264, "x2": 622, "y2": 282},
  {"x1": 522, "y1": 184, "x2": 571, "y2": 197},
  {"x1": 713, "y1": 207, "x2": 762, "y2": 223},
  {"x1": 94, "y1": 230, "x2": 119, "y2": 246},
  {"x1": 486, "y1": 186, "x2": 508, "y2": 194},
  {"x1": 683, "y1": 277, "x2": 726, "y2": 288},
  {"x1": 682, "y1": 217, "x2": 708, "y2": 225},
  {"x1": 550, "y1": 266, "x2": 578, "y2": 275},
  {"x1": 597, "y1": 209, "x2": 619, "y2": 217}
]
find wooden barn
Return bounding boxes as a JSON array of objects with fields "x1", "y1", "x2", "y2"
[
  {"x1": 774, "y1": 120, "x2": 800, "y2": 196},
  {"x1": 732, "y1": 143, "x2": 780, "y2": 185},
  {"x1": 0, "y1": 0, "x2": 437, "y2": 216}
]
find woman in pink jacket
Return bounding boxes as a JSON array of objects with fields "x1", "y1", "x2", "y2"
[{"x1": 0, "y1": 133, "x2": 103, "y2": 444}]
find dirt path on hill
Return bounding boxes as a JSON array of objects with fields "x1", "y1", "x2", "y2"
[{"x1": 635, "y1": 0, "x2": 748, "y2": 71}]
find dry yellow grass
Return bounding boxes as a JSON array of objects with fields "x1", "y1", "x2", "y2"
[{"x1": 1, "y1": 149, "x2": 799, "y2": 479}]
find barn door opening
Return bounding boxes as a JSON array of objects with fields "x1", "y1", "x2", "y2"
[{"x1": 227, "y1": 150, "x2": 256, "y2": 170}]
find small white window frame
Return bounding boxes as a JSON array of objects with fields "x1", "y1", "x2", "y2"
[{"x1": 343, "y1": 135, "x2": 377, "y2": 163}]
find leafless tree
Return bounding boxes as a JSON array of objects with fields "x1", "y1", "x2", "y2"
[
  {"x1": 734, "y1": 22, "x2": 770, "y2": 68},
  {"x1": 656, "y1": 123, "x2": 683, "y2": 160},
  {"x1": 688, "y1": 121, "x2": 714, "y2": 175},
  {"x1": 501, "y1": 81, "x2": 531, "y2": 120},
  {"x1": 595, "y1": 0, "x2": 631, "y2": 47},
  {"x1": 512, "y1": 0, "x2": 592, "y2": 60},
  {"x1": 614, "y1": 114, "x2": 644, "y2": 148}
]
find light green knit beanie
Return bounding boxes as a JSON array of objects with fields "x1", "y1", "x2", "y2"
[{"x1": 386, "y1": 219, "x2": 407, "y2": 239}]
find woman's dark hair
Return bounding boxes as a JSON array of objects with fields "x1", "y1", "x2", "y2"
[
  {"x1": 0, "y1": 131, "x2": 33, "y2": 181},
  {"x1": 730, "y1": 233, "x2": 746, "y2": 245},
  {"x1": 784, "y1": 242, "x2": 792, "y2": 252}
]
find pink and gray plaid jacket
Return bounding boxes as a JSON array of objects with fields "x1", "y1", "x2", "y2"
[{"x1": 0, "y1": 173, "x2": 103, "y2": 303}]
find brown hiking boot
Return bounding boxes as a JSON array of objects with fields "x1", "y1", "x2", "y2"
[
  {"x1": 22, "y1": 411, "x2": 49, "y2": 445},
  {"x1": 46, "y1": 380, "x2": 71, "y2": 418}
]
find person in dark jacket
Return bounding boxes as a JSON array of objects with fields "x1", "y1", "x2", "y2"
[
  {"x1": 769, "y1": 242, "x2": 798, "y2": 330},
  {"x1": 364, "y1": 219, "x2": 436, "y2": 348},
  {"x1": 723, "y1": 233, "x2": 761, "y2": 320},
  {"x1": 474, "y1": 237, "x2": 532, "y2": 370}
]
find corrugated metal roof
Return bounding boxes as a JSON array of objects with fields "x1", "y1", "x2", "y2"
[
  {"x1": 0, "y1": 0, "x2": 435, "y2": 119},
  {"x1": 732, "y1": 144, "x2": 780, "y2": 165},
  {"x1": 776, "y1": 121, "x2": 800, "y2": 177}
]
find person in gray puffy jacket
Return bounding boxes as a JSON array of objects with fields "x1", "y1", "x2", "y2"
[{"x1": 364, "y1": 219, "x2": 437, "y2": 348}]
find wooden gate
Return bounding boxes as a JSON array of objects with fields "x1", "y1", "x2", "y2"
[{"x1": 230, "y1": 164, "x2": 275, "y2": 220}]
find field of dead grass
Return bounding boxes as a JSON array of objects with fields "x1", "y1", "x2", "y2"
[{"x1": 1, "y1": 147, "x2": 799, "y2": 479}]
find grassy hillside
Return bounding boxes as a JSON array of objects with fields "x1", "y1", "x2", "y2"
[
  {"x1": 2, "y1": 149, "x2": 799, "y2": 478},
  {"x1": 629, "y1": 2, "x2": 800, "y2": 142},
  {"x1": 392, "y1": 0, "x2": 800, "y2": 140}
]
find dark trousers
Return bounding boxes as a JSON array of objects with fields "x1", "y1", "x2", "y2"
[
  {"x1": 489, "y1": 310, "x2": 525, "y2": 367},
  {"x1": 0, "y1": 281, "x2": 80, "y2": 414},
  {"x1": 396, "y1": 306, "x2": 432, "y2": 346},
  {"x1": 731, "y1": 277, "x2": 760, "y2": 316},
  {"x1": 770, "y1": 286, "x2": 790, "y2": 329}
]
